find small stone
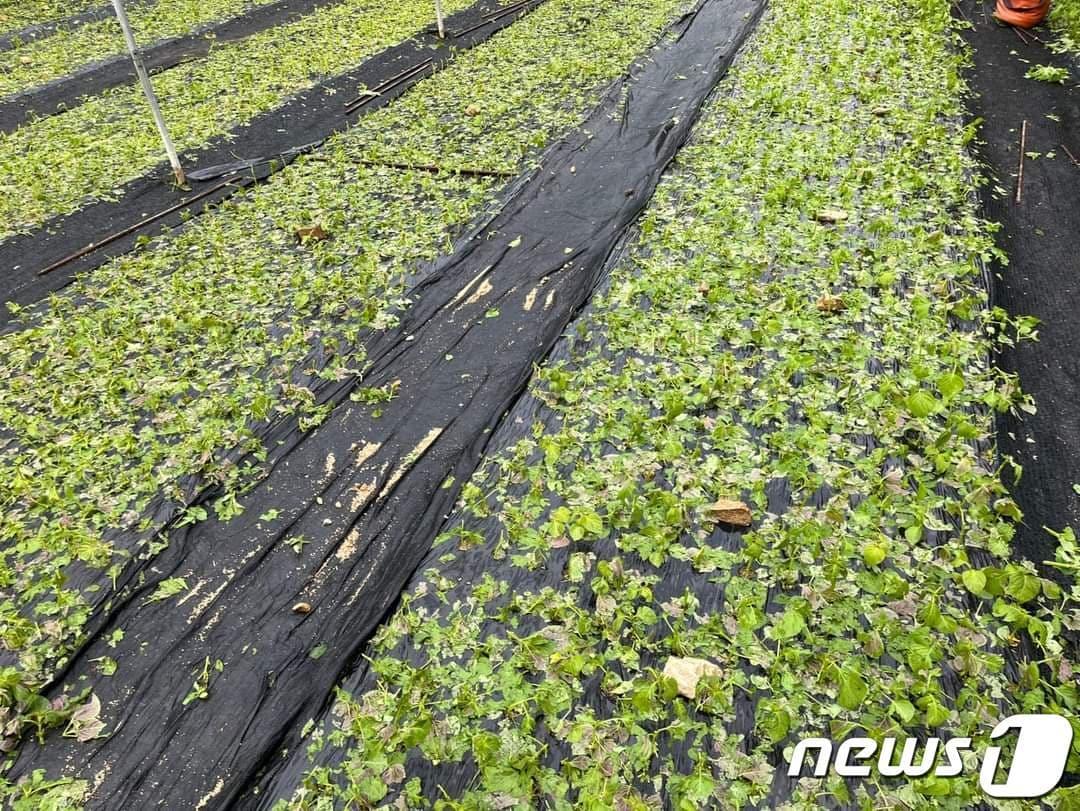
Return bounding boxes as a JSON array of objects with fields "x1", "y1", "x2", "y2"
[
  {"x1": 663, "y1": 656, "x2": 721, "y2": 699},
  {"x1": 816, "y1": 295, "x2": 846, "y2": 313},
  {"x1": 703, "y1": 498, "x2": 752, "y2": 527},
  {"x1": 295, "y1": 225, "x2": 328, "y2": 242}
]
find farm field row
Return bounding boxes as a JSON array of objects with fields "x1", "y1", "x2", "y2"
[
  {"x1": 0, "y1": 0, "x2": 481, "y2": 239},
  {"x1": 274, "y1": 0, "x2": 1080, "y2": 807},
  {"x1": 0, "y1": 0, "x2": 703, "y2": 770},
  {"x1": 0, "y1": 0, "x2": 283, "y2": 99},
  {"x1": 0, "y1": 0, "x2": 1077, "y2": 806},
  {"x1": 0, "y1": 0, "x2": 102, "y2": 36}
]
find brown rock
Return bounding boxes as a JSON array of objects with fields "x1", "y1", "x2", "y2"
[
  {"x1": 703, "y1": 498, "x2": 752, "y2": 527},
  {"x1": 816, "y1": 295, "x2": 846, "y2": 313}
]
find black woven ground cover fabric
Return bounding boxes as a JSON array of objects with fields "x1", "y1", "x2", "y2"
[
  {"x1": 0, "y1": 0, "x2": 544, "y2": 327},
  {"x1": 0, "y1": 0, "x2": 350, "y2": 135},
  {"x1": 960, "y1": 0, "x2": 1080, "y2": 577},
  {"x1": 3, "y1": 1, "x2": 761, "y2": 806}
]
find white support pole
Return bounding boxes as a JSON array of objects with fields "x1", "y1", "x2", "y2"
[
  {"x1": 435, "y1": 0, "x2": 445, "y2": 38},
  {"x1": 111, "y1": 0, "x2": 186, "y2": 185}
]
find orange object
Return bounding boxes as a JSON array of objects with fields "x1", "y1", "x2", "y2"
[{"x1": 995, "y1": 0, "x2": 1051, "y2": 28}]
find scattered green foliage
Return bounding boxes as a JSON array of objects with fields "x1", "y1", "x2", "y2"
[
  {"x1": 1049, "y1": 0, "x2": 1080, "y2": 53},
  {"x1": 0, "y1": 668, "x2": 87, "y2": 753},
  {"x1": 0, "y1": 769, "x2": 87, "y2": 811},
  {"x1": 144, "y1": 577, "x2": 189, "y2": 604},
  {"x1": 182, "y1": 657, "x2": 223, "y2": 705},
  {"x1": 0, "y1": 0, "x2": 101, "y2": 36},
  {"x1": 1025, "y1": 63, "x2": 1071, "y2": 84},
  {"x1": 279, "y1": 0, "x2": 1078, "y2": 807},
  {"x1": 0, "y1": 0, "x2": 477, "y2": 237},
  {"x1": 0, "y1": 0, "x2": 700, "y2": 768}
]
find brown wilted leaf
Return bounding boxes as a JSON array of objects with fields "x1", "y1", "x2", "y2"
[
  {"x1": 816, "y1": 295, "x2": 846, "y2": 313},
  {"x1": 595, "y1": 594, "x2": 617, "y2": 621},
  {"x1": 65, "y1": 694, "x2": 106, "y2": 742},
  {"x1": 464, "y1": 103, "x2": 482, "y2": 116},
  {"x1": 292, "y1": 602, "x2": 312, "y2": 614},
  {"x1": 295, "y1": 225, "x2": 328, "y2": 242},
  {"x1": 662, "y1": 656, "x2": 721, "y2": 699},
  {"x1": 703, "y1": 498, "x2": 752, "y2": 527}
]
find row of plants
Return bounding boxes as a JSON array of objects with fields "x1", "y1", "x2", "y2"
[
  {"x1": 1050, "y1": 0, "x2": 1080, "y2": 53},
  {"x1": 0, "y1": 0, "x2": 102, "y2": 38},
  {"x1": 0, "y1": 0, "x2": 480, "y2": 240},
  {"x1": 281, "y1": 0, "x2": 1078, "y2": 807},
  {"x1": 0, "y1": 0, "x2": 700, "y2": 778},
  {"x1": 0, "y1": 0, "x2": 284, "y2": 99}
]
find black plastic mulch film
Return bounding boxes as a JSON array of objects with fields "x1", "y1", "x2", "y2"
[
  {"x1": 0, "y1": 0, "x2": 546, "y2": 327},
  {"x1": 4, "y1": 0, "x2": 762, "y2": 807},
  {"x1": 959, "y1": 0, "x2": 1080, "y2": 577},
  {"x1": 0, "y1": 0, "x2": 353, "y2": 135}
]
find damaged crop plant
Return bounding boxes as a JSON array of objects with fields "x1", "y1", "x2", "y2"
[
  {"x1": 280, "y1": 0, "x2": 1079, "y2": 806},
  {"x1": 0, "y1": 0, "x2": 1079, "y2": 807}
]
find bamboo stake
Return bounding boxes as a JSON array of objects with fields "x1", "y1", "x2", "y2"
[
  {"x1": 435, "y1": 0, "x2": 445, "y2": 37},
  {"x1": 1015, "y1": 119, "x2": 1027, "y2": 204},
  {"x1": 111, "y1": 0, "x2": 186, "y2": 185}
]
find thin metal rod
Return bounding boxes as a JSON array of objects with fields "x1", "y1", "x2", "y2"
[
  {"x1": 344, "y1": 59, "x2": 433, "y2": 112},
  {"x1": 37, "y1": 178, "x2": 235, "y2": 276},
  {"x1": 482, "y1": 0, "x2": 535, "y2": 21},
  {"x1": 1015, "y1": 119, "x2": 1027, "y2": 204},
  {"x1": 358, "y1": 159, "x2": 515, "y2": 178},
  {"x1": 111, "y1": 0, "x2": 186, "y2": 185}
]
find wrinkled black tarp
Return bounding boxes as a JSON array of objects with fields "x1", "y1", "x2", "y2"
[
  {"x1": 256, "y1": 8, "x2": 1080, "y2": 808},
  {"x1": 5, "y1": 0, "x2": 762, "y2": 806},
  {"x1": 0, "y1": 0, "x2": 544, "y2": 327},
  {"x1": 960, "y1": 1, "x2": 1080, "y2": 578}
]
